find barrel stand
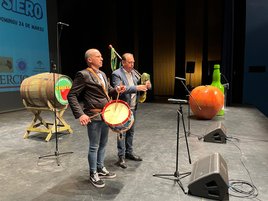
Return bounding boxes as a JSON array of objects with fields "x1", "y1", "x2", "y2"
[{"x1": 23, "y1": 100, "x2": 73, "y2": 141}]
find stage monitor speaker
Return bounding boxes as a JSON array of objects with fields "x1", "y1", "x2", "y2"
[
  {"x1": 188, "y1": 152, "x2": 229, "y2": 201},
  {"x1": 186, "y1": 61, "x2": 195, "y2": 73},
  {"x1": 204, "y1": 122, "x2": 227, "y2": 143}
]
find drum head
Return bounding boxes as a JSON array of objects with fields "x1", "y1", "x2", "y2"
[
  {"x1": 111, "y1": 112, "x2": 134, "y2": 133},
  {"x1": 102, "y1": 100, "x2": 131, "y2": 127}
]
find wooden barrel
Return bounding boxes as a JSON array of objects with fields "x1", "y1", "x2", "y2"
[{"x1": 20, "y1": 72, "x2": 72, "y2": 109}]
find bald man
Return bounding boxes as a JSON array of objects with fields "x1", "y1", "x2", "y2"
[{"x1": 68, "y1": 48, "x2": 126, "y2": 188}]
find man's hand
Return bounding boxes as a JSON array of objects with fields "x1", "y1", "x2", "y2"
[
  {"x1": 79, "y1": 114, "x2": 91, "y2": 126},
  {"x1": 136, "y1": 85, "x2": 148, "y2": 92},
  {"x1": 116, "y1": 84, "x2": 126, "y2": 93},
  {"x1": 145, "y1": 80, "x2": 152, "y2": 89}
]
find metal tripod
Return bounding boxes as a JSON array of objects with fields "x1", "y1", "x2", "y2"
[{"x1": 153, "y1": 103, "x2": 191, "y2": 194}]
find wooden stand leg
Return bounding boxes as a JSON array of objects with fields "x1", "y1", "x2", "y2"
[
  {"x1": 22, "y1": 100, "x2": 73, "y2": 141},
  {"x1": 24, "y1": 109, "x2": 53, "y2": 140}
]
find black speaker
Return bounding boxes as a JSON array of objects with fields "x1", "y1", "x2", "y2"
[
  {"x1": 204, "y1": 122, "x2": 227, "y2": 143},
  {"x1": 188, "y1": 152, "x2": 229, "y2": 201},
  {"x1": 186, "y1": 61, "x2": 195, "y2": 73}
]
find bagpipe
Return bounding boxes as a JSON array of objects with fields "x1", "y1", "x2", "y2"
[{"x1": 109, "y1": 45, "x2": 150, "y2": 103}]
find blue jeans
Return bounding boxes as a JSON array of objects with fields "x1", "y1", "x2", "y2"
[
  {"x1": 117, "y1": 109, "x2": 136, "y2": 157},
  {"x1": 86, "y1": 120, "x2": 109, "y2": 173}
]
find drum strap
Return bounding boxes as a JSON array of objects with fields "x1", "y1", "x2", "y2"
[{"x1": 87, "y1": 67, "x2": 110, "y2": 101}]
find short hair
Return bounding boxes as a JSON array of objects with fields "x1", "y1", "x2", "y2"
[{"x1": 122, "y1": 53, "x2": 133, "y2": 61}]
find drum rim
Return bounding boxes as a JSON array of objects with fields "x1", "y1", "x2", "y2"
[
  {"x1": 110, "y1": 117, "x2": 134, "y2": 133},
  {"x1": 102, "y1": 100, "x2": 131, "y2": 127}
]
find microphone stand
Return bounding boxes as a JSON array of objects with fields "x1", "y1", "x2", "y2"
[
  {"x1": 177, "y1": 78, "x2": 201, "y2": 138},
  {"x1": 221, "y1": 73, "x2": 229, "y2": 109},
  {"x1": 153, "y1": 103, "x2": 191, "y2": 194},
  {"x1": 38, "y1": 22, "x2": 73, "y2": 166}
]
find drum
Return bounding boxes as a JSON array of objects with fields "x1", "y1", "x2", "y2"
[{"x1": 102, "y1": 100, "x2": 134, "y2": 133}]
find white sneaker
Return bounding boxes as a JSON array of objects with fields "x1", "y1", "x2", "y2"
[
  {"x1": 97, "y1": 167, "x2": 116, "y2": 179},
  {"x1": 89, "y1": 172, "x2": 105, "y2": 188}
]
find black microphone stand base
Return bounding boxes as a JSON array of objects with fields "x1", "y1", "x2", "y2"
[
  {"x1": 153, "y1": 171, "x2": 191, "y2": 194},
  {"x1": 39, "y1": 150, "x2": 73, "y2": 166}
]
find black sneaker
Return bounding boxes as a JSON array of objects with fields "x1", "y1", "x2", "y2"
[
  {"x1": 125, "y1": 153, "x2": 143, "y2": 161},
  {"x1": 115, "y1": 157, "x2": 127, "y2": 169},
  {"x1": 89, "y1": 172, "x2": 105, "y2": 188},
  {"x1": 97, "y1": 167, "x2": 116, "y2": 179}
]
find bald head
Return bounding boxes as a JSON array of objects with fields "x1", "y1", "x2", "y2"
[
  {"x1": 85, "y1": 49, "x2": 99, "y2": 60},
  {"x1": 85, "y1": 48, "x2": 103, "y2": 68}
]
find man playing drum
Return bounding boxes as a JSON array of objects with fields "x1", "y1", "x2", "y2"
[{"x1": 67, "y1": 48, "x2": 126, "y2": 188}]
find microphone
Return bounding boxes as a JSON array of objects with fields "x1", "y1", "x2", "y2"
[
  {"x1": 57, "y1": 22, "x2": 69, "y2": 27},
  {"x1": 175, "y1": 77, "x2": 186, "y2": 81},
  {"x1": 168, "y1": 98, "x2": 188, "y2": 104}
]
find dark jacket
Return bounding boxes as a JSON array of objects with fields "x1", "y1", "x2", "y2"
[
  {"x1": 111, "y1": 66, "x2": 140, "y2": 110},
  {"x1": 67, "y1": 68, "x2": 117, "y2": 120}
]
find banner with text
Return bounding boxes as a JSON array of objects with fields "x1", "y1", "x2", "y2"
[{"x1": 0, "y1": 0, "x2": 50, "y2": 92}]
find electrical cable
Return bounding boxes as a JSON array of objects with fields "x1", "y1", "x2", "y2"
[{"x1": 227, "y1": 138, "x2": 262, "y2": 200}]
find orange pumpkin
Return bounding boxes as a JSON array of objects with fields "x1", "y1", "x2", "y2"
[{"x1": 189, "y1": 85, "x2": 224, "y2": 120}]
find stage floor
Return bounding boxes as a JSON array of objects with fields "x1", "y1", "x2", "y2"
[{"x1": 0, "y1": 102, "x2": 267, "y2": 201}]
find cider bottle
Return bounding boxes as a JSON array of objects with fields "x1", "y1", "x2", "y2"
[{"x1": 211, "y1": 64, "x2": 224, "y2": 115}]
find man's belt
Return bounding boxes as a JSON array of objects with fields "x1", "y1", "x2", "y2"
[{"x1": 90, "y1": 108, "x2": 102, "y2": 113}]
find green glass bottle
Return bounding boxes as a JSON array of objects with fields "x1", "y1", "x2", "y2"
[{"x1": 211, "y1": 64, "x2": 224, "y2": 115}]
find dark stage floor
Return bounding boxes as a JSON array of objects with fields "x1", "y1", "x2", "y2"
[{"x1": 0, "y1": 102, "x2": 267, "y2": 201}]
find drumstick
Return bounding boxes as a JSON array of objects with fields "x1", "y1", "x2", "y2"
[
  {"x1": 88, "y1": 112, "x2": 101, "y2": 119},
  {"x1": 116, "y1": 91, "x2": 120, "y2": 101},
  {"x1": 115, "y1": 92, "x2": 119, "y2": 112},
  {"x1": 115, "y1": 82, "x2": 122, "y2": 111},
  {"x1": 116, "y1": 81, "x2": 123, "y2": 101}
]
